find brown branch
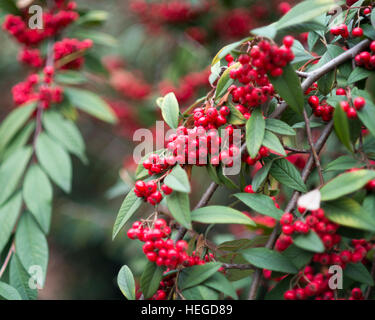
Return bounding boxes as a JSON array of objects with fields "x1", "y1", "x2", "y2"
[
  {"x1": 248, "y1": 120, "x2": 334, "y2": 299},
  {"x1": 303, "y1": 110, "x2": 324, "y2": 185},
  {"x1": 222, "y1": 263, "x2": 254, "y2": 270},
  {"x1": 0, "y1": 243, "x2": 15, "y2": 279}
]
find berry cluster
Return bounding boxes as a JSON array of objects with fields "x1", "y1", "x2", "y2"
[
  {"x1": 242, "y1": 146, "x2": 270, "y2": 166},
  {"x1": 307, "y1": 95, "x2": 334, "y2": 122},
  {"x1": 355, "y1": 41, "x2": 375, "y2": 70},
  {"x1": 12, "y1": 71, "x2": 63, "y2": 108},
  {"x1": 3, "y1": 2, "x2": 78, "y2": 46},
  {"x1": 192, "y1": 106, "x2": 229, "y2": 129},
  {"x1": 18, "y1": 47, "x2": 44, "y2": 68},
  {"x1": 134, "y1": 180, "x2": 173, "y2": 205},
  {"x1": 54, "y1": 38, "x2": 93, "y2": 70},
  {"x1": 228, "y1": 37, "x2": 294, "y2": 111}
]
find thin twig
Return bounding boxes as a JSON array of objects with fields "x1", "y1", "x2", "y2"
[
  {"x1": 222, "y1": 263, "x2": 254, "y2": 270},
  {"x1": 296, "y1": 71, "x2": 309, "y2": 78},
  {"x1": 303, "y1": 110, "x2": 324, "y2": 185},
  {"x1": 0, "y1": 243, "x2": 15, "y2": 279},
  {"x1": 284, "y1": 146, "x2": 310, "y2": 154}
]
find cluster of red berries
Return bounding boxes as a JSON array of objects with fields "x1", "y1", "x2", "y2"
[
  {"x1": 134, "y1": 180, "x2": 173, "y2": 205},
  {"x1": 307, "y1": 95, "x2": 334, "y2": 122},
  {"x1": 355, "y1": 41, "x2": 375, "y2": 70},
  {"x1": 12, "y1": 70, "x2": 63, "y2": 108},
  {"x1": 159, "y1": 69, "x2": 210, "y2": 104},
  {"x1": 18, "y1": 47, "x2": 44, "y2": 68},
  {"x1": 242, "y1": 146, "x2": 270, "y2": 166},
  {"x1": 3, "y1": 2, "x2": 78, "y2": 46},
  {"x1": 109, "y1": 69, "x2": 151, "y2": 101},
  {"x1": 340, "y1": 96, "x2": 366, "y2": 119},
  {"x1": 166, "y1": 125, "x2": 239, "y2": 167},
  {"x1": 54, "y1": 38, "x2": 93, "y2": 70},
  {"x1": 346, "y1": 0, "x2": 373, "y2": 15},
  {"x1": 228, "y1": 37, "x2": 294, "y2": 111},
  {"x1": 192, "y1": 106, "x2": 230, "y2": 129}
]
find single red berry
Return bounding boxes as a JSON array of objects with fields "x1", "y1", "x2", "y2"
[
  {"x1": 161, "y1": 184, "x2": 173, "y2": 195},
  {"x1": 280, "y1": 213, "x2": 294, "y2": 226},
  {"x1": 352, "y1": 27, "x2": 363, "y2": 37},
  {"x1": 364, "y1": 7, "x2": 372, "y2": 15},
  {"x1": 154, "y1": 219, "x2": 167, "y2": 229},
  {"x1": 284, "y1": 290, "x2": 296, "y2": 300},
  {"x1": 346, "y1": 107, "x2": 357, "y2": 119},
  {"x1": 336, "y1": 88, "x2": 346, "y2": 96},
  {"x1": 282, "y1": 224, "x2": 295, "y2": 235},
  {"x1": 353, "y1": 97, "x2": 366, "y2": 110},
  {"x1": 283, "y1": 36, "x2": 294, "y2": 48},
  {"x1": 308, "y1": 95, "x2": 320, "y2": 108},
  {"x1": 244, "y1": 185, "x2": 254, "y2": 193}
]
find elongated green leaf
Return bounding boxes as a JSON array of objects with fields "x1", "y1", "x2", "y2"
[
  {"x1": 191, "y1": 205, "x2": 255, "y2": 226},
  {"x1": 241, "y1": 248, "x2": 298, "y2": 274},
  {"x1": 55, "y1": 70, "x2": 87, "y2": 85},
  {"x1": 282, "y1": 245, "x2": 313, "y2": 269},
  {"x1": 227, "y1": 103, "x2": 246, "y2": 125},
  {"x1": 262, "y1": 130, "x2": 286, "y2": 156},
  {"x1": 215, "y1": 63, "x2": 239, "y2": 100},
  {"x1": 117, "y1": 265, "x2": 136, "y2": 300},
  {"x1": 348, "y1": 67, "x2": 373, "y2": 84},
  {"x1": 166, "y1": 191, "x2": 192, "y2": 229},
  {"x1": 36, "y1": 133, "x2": 72, "y2": 193},
  {"x1": 159, "y1": 92, "x2": 179, "y2": 129},
  {"x1": 344, "y1": 263, "x2": 374, "y2": 286},
  {"x1": 334, "y1": 103, "x2": 352, "y2": 152},
  {"x1": 182, "y1": 285, "x2": 219, "y2": 300},
  {"x1": 324, "y1": 155, "x2": 362, "y2": 172},
  {"x1": 320, "y1": 169, "x2": 375, "y2": 201},
  {"x1": 270, "y1": 158, "x2": 307, "y2": 192},
  {"x1": 293, "y1": 231, "x2": 325, "y2": 253},
  {"x1": 203, "y1": 272, "x2": 238, "y2": 300},
  {"x1": 179, "y1": 262, "x2": 222, "y2": 290},
  {"x1": 234, "y1": 193, "x2": 283, "y2": 220},
  {"x1": 9, "y1": 254, "x2": 38, "y2": 300},
  {"x1": 0, "y1": 193, "x2": 22, "y2": 254},
  {"x1": 23, "y1": 164, "x2": 53, "y2": 234},
  {"x1": 42, "y1": 111, "x2": 87, "y2": 163},
  {"x1": 64, "y1": 87, "x2": 117, "y2": 123},
  {"x1": 323, "y1": 198, "x2": 375, "y2": 232},
  {"x1": 265, "y1": 119, "x2": 296, "y2": 136},
  {"x1": 0, "y1": 146, "x2": 32, "y2": 206},
  {"x1": 246, "y1": 109, "x2": 265, "y2": 158},
  {"x1": 164, "y1": 165, "x2": 191, "y2": 193},
  {"x1": 140, "y1": 261, "x2": 163, "y2": 299},
  {"x1": 112, "y1": 189, "x2": 142, "y2": 240},
  {"x1": 0, "y1": 102, "x2": 36, "y2": 154},
  {"x1": 15, "y1": 213, "x2": 48, "y2": 287},
  {"x1": 0, "y1": 282, "x2": 22, "y2": 300},
  {"x1": 252, "y1": 161, "x2": 273, "y2": 192},
  {"x1": 269, "y1": 64, "x2": 304, "y2": 114}
]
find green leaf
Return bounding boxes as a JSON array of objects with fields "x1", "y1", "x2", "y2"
[
  {"x1": 0, "y1": 102, "x2": 36, "y2": 154},
  {"x1": 0, "y1": 282, "x2": 22, "y2": 300},
  {"x1": 320, "y1": 169, "x2": 375, "y2": 201},
  {"x1": 252, "y1": 161, "x2": 273, "y2": 192},
  {"x1": 0, "y1": 0, "x2": 21, "y2": 14},
  {"x1": 182, "y1": 285, "x2": 219, "y2": 300},
  {"x1": 9, "y1": 254, "x2": 37, "y2": 300},
  {"x1": 15, "y1": 213, "x2": 48, "y2": 288},
  {"x1": 227, "y1": 103, "x2": 246, "y2": 125},
  {"x1": 179, "y1": 262, "x2": 222, "y2": 290},
  {"x1": 323, "y1": 198, "x2": 375, "y2": 232},
  {"x1": 265, "y1": 275, "x2": 293, "y2": 300},
  {"x1": 347, "y1": 67, "x2": 373, "y2": 84},
  {"x1": 334, "y1": 103, "x2": 352, "y2": 152},
  {"x1": 211, "y1": 39, "x2": 247, "y2": 66},
  {"x1": 270, "y1": 158, "x2": 307, "y2": 192},
  {"x1": 159, "y1": 92, "x2": 179, "y2": 129},
  {"x1": 0, "y1": 146, "x2": 32, "y2": 206},
  {"x1": 262, "y1": 130, "x2": 286, "y2": 156},
  {"x1": 234, "y1": 193, "x2": 283, "y2": 220},
  {"x1": 203, "y1": 272, "x2": 238, "y2": 300},
  {"x1": 36, "y1": 133, "x2": 72, "y2": 193},
  {"x1": 251, "y1": 24, "x2": 277, "y2": 39},
  {"x1": 276, "y1": 0, "x2": 340, "y2": 32},
  {"x1": 55, "y1": 71, "x2": 87, "y2": 85},
  {"x1": 117, "y1": 265, "x2": 136, "y2": 300},
  {"x1": 282, "y1": 245, "x2": 313, "y2": 269},
  {"x1": 0, "y1": 193, "x2": 22, "y2": 254},
  {"x1": 291, "y1": 39, "x2": 314, "y2": 65},
  {"x1": 324, "y1": 155, "x2": 362, "y2": 172},
  {"x1": 64, "y1": 87, "x2": 117, "y2": 124},
  {"x1": 246, "y1": 109, "x2": 265, "y2": 158},
  {"x1": 344, "y1": 263, "x2": 374, "y2": 286},
  {"x1": 265, "y1": 119, "x2": 296, "y2": 136},
  {"x1": 215, "y1": 63, "x2": 239, "y2": 100},
  {"x1": 140, "y1": 261, "x2": 163, "y2": 299},
  {"x1": 191, "y1": 205, "x2": 255, "y2": 226},
  {"x1": 42, "y1": 111, "x2": 87, "y2": 163},
  {"x1": 293, "y1": 231, "x2": 325, "y2": 253},
  {"x1": 164, "y1": 165, "x2": 191, "y2": 193},
  {"x1": 241, "y1": 248, "x2": 298, "y2": 274},
  {"x1": 112, "y1": 189, "x2": 142, "y2": 240},
  {"x1": 23, "y1": 164, "x2": 53, "y2": 234},
  {"x1": 166, "y1": 191, "x2": 192, "y2": 229},
  {"x1": 269, "y1": 64, "x2": 304, "y2": 114}
]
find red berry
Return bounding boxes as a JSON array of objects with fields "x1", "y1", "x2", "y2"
[
  {"x1": 127, "y1": 228, "x2": 137, "y2": 239},
  {"x1": 280, "y1": 213, "x2": 294, "y2": 226},
  {"x1": 161, "y1": 184, "x2": 173, "y2": 195},
  {"x1": 352, "y1": 27, "x2": 363, "y2": 37},
  {"x1": 244, "y1": 185, "x2": 254, "y2": 193},
  {"x1": 283, "y1": 36, "x2": 294, "y2": 48},
  {"x1": 154, "y1": 219, "x2": 167, "y2": 229},
  {"x1": 346, "y1": 107, "x2": 357, "y2": 119},
  {"x1": 336, "y1": 88, "x2": 346, "y2": 96},
  {"x1": 308, "y1": 95, "x2": 320, "y2": 108},
  {"x1": 353, "y1": 97, "x2": 366, "y2": 110},
  {"x1": 370, "y1": 41, "x2": 375, "y2": 52},
  {"x1": 282, "y1": 224, "x2": 295, "y2": 235},
  {"x1": 284, "y1": 290, "x2": 296, "y2": 300}
]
